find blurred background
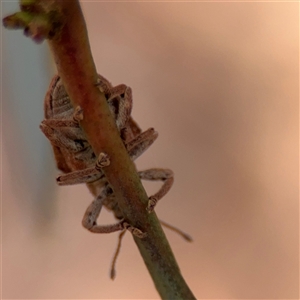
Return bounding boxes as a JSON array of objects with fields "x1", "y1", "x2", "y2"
[{"x1": 2, "y1": 1, "x2": 299, "y2": 299}]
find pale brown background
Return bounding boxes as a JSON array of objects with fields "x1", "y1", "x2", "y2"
[{"x1": 2, "y1": 1, "x2": 299, "y2": 299}]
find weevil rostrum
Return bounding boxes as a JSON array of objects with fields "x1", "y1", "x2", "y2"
[{"x1": 40, "y1": 74, "x2": 191, "y2": 277}]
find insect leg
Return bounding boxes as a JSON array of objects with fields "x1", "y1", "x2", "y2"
[
  {"x1": 110, "y1": 230, "x2": 126, "y2": 280},
  {"x1": 40, "y1": 107, "x2": 86, "y2": 153},
  {"x1": 96, "y1": 76, "x2": 132, "y2": 131},
  {"x1": 57, "y1": 153, "x2": 110, "y2": 185},
  {"x1": 40, "y1": 122, "x2": 88, "y2": 152},
  {"x1": 40, "y1": 106, "x2": 83, "y2": 129},
  {"x1": 138, "y1": 168, "x2": 174, "y2": 213},
  {"x1": 121, "y1": 117, "x2": 143, "y2": 143},
  {"x1": 127, "y1": 128, "x2": 158, "y2": 161},
  {"x1": 96, "y1": 74, "x2": 112, "y2": 95},
  {"x1": 82, "y1": 192, "x2": 123, "y2": 233},
  {"x1": 57, "y1": 166, "x2": 101, "y2": 185},
  {"x1": 41, "y1": 119, "x2": 79, "y2": 128},
  {"x1": 82, "y1": 189, "x2": 146, "y2": 238},
  {"x1": 159, "y1": 219, "x2": 192, "y2": 242},
  {"x1": 107, "y1": 85, "x2": 133, "y2": 130}
]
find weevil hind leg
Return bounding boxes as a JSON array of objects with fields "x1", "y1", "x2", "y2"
[
  {"x1": 82, "y1": 193, "x2": 124, "y2": 234},
  {"x1": 82, "y1": 188, "x2": 146, "y2": 238},
  {"x1": 159, "y1": 219, "x2": 193, "y2": 242},
  {"x1": 138, "y1": 168, "x2": 174, "y2": 213},
  {"x1": 110, "y1": 230, "x2": 127, "y2": 280}
]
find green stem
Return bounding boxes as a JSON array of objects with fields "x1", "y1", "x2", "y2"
[{"x1": 3, "y1": 1, "x2": 196, "y2": 299}]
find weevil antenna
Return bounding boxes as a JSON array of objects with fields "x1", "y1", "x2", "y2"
[
  {"x1": 110, "y1": 229, "x2": 127, "y2": 280},
  {"x1": 159, "y1": 219, "x2": 193, "y2": 242}
]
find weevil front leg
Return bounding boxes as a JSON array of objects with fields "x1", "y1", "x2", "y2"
[
  {"x1": 40, "y1": 106, "x2": 86, "y2": 152},
  {"x1": 82, "y1": 188, "x2": 146, "y2": 238},
  {"x1": 138, "y1": 168, "x2": 174, "y2": 213},
  {"x1": 127, "y1": 128, "x2": 158, "y2": 161},
  {"x1": 41, "y1": 106, "x2": 83, "y2": 128},
  {"x1": 96, "y1": 76, "x2": 133, "y2": 131},
  {"x1": 107, "y1": 85, "x2": 133, "y2": 130}
]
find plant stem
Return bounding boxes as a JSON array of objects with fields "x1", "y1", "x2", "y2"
[{"x1": 3, "y1": 1, "x2": 196, "y2": 299}]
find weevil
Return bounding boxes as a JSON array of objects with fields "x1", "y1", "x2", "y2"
[
  {"x1": 40, "y1": 74, "x2": 191, "y2": 277},
  {"x1": 40, "y1": 74, "x2": 175, "y2": 236}
]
